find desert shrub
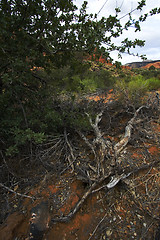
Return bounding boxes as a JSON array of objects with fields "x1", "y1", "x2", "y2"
[
  {"x1": 138, "y1": 68, "x2": 160, "y2": 79},
  {"x1": 80, "y1": 75, "x2": 98, "y2": 92},
  {"x1": 116, "y1": 75, "x2": 149, "y2": 106},
  {"x1": 116, "y1": 73, "x2": 160, "y2": 106},
  {"x1": 6, "y1": 128, "x2": 46, "y2": 157},
  {"x1": 48, "y1": 65, "x2": 115, "y2": 95},
  {"x1": 147, "y1": 77, "x2": 160, "y2": 90},
  {"x1": 80, "y1": 69, "x2": 115, "y2": 92}
]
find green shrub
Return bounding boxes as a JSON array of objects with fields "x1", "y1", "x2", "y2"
[
  {"x1": 147, "y1": 77, "x2": 160, "y2": 90},
  {"x1": 116, "y1": 74, "x2": 160, "y2": 106},
  {"x1": 116, "y1": 75, "x2": 149, "y2": 105},
  {"x1": 6, "y1": 128, "x2": 46, "y2": 156}
]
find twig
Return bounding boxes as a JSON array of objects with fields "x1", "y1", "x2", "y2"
[
  {"x1": 51, "y1": 172, "x2": 112, "y2": 223},
  {"x1": 0, "y1": 151, "x2": 15, "y2": 176},
  {"x1": 0, "y1": 183, "x2": 37, "y2": 200},
  {"x1": 87, "y1": 212, "x2": 108, "y2": 240},
  {"x1": 114, "y1": 105, "x2": 148, "y2": 157},
  {"x1": 77, "y1": 130, "x2": 96, "y2": 158},
  {"x1": 60, "y1": 158, "x2": 77, "y2": 175},
  {"x1": 141, "y1": 221, "x2": 154, "y2": 240},
  {"x1": 64, "y1": 129, "x2": 75, "y2": 172}
]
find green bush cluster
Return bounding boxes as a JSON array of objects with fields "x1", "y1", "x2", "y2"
[
  {"x1": 6, "y1": 128, "x2": 46, "y2": 156},
  {"x1": 1, "y1": 55, "x2": 160, "y2": 158},
  {"x1": 147, "y1": 77, "x2": 160, "y2": 90},
  {"x1": 116, "y1": 74, "x2": 160, "y2": 106},
  {"x1": 132, "y1": 68, "x2": 160, "y2": 80},
  {"x1": 48, "y1": 64, "x2": 115, "y2": 95}
]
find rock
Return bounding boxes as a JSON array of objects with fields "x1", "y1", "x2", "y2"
[
  {"x1": 0, "y1": 212, "x2": 24, "y2": 240},
  {"x1": 28, "y1": 201, "x2": 50, "y2": 240}
]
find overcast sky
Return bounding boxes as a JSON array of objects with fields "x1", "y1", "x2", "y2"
[{"x1": 74, "y1": 0, "x2": 160, "y2": 64}]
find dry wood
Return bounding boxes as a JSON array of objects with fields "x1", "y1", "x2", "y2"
[
  {"x1": 114, "y1": 105, "x2": 148, "y2": 157},
  {"x1": 52, "y1": 158, "x2": 160, "y2": 223},
  {"x1": 0, "y1": 183, "x2": 37, "y2": 200},
  {"x1": 87, "y1": 212, "x2": 108, "y2": 240},
  {"x1": 64, "y1": 129, "x2": 75, "y2": 172}
]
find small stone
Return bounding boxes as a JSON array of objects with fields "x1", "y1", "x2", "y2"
[
  {"x1": 143, "y1": 223, "x2": 147, "y2": 227},
  {"x1": 106, "y1": 229, "x2": 112, "y2": 236},
  {"x1": 137, "y1": 214, "x2": 142, "y2": 219}
]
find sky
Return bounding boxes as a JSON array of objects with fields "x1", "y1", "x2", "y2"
[{"x1": 73, "y1": 0, "x2": 160, "y2": 64}]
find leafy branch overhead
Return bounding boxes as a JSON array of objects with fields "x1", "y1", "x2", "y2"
[{"x1": 0, "y1": 0, "x2": 160, "y2": 67}]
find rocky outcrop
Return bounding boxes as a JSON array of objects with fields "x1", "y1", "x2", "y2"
[
  {"x1": 125, "y1": 60, "x2": 160, "y2": 68},
  {"x1": 142, "y1": 61, "x2": 160, "y2": 69}
]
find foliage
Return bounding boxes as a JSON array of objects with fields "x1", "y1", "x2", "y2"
[
  {"x1": 6, "y1": 128, "x2": 46, "y2": 156},
  {"x1": 0, "y1": 0, "x2": 160, "y2": 157},
  {"x1": 147, "y1": 77, "x2": 160, "y2": 90},
  {"x1": 132, "y1": 68, "x2": 160, "y2": 80},
  {"x1": 116, "y1": 74, "x2": 160, "y2": 106},
  {"x1": 47, "y1": 62, "x2": 115, "y2": 94}
]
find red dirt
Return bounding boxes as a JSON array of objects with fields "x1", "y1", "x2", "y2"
[
  {"x1": 0, "y1": 93, "x2": 159, "y2": 240},
  {"x1": 0, "y1": 172, "x2": 107, "y2": 240},
  {"x1": 87, "y1": 89, "x2": 115, "y2": 103},
  {"x1": 148, "y1": 146, "x2": 159, "y2": 155},
  {"x1": 0, "y1": 212, "x2": 27, "y2": 240}
]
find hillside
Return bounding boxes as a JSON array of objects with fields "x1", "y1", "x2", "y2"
[
  {"x1": 142, "y1": 61, "x2": 160, "y2": 69},
  {"x1": 125, "y1": 60, "x2": 160, "y2": 68}
]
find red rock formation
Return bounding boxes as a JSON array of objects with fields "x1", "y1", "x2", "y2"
[
  {"x1": 142, "y1": 62, "x2": 160, "y2": 69},
  {"x1": 122, "y1": 65, "x2": 131, "y2": 69}
]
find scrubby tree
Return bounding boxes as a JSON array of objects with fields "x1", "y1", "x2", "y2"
[
  {"x1": 0, "y1": 2, "x2": 160, "y2": 236},
  {"x1": 0, "y1": 0, "x2": 160, "y2": 156}
]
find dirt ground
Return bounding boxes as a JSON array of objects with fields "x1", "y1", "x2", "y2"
[{"x1": 0, "y1": 91, "x2": 160, "y2": 240}]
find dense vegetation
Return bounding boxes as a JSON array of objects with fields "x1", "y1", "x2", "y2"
[{"x1": 0, "y1": 3, "x2": 160, "y2": 238}]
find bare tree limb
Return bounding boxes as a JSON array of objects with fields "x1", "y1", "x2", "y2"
[
  {"x1": 77, "y1": 130, "x2": 96, "y2": 158},
  {"x1": 114, "y1": 105, "x2": 148, "y2": 157},
  {"x1": 85, "y1": 111, "x2": 113, "y2": 175},
  {"x1": 64, "y1": 129, "x2": 75, "y2": 172},
  {"x1": 52, "y1": 158, "x2": 160, "y2": 223},
  {"x1": 0, "y1": 183, "x2": 37, "y2": 200}
]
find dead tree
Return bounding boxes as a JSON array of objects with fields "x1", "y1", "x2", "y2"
[{"x1": 52, "y1": 96, "x2": 160, "y2": 223}]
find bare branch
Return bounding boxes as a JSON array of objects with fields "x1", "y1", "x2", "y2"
[
  {"x1": 77, "y1": 130, "x2": 96, "y2": 158},
  {"x1": 64, "y1": 129, "x2": 75, "y2": 172},
  {"x1": 114, "y1": 105, "x2": 148, "y2": 157},
  {"x1": 0, "y1": 183, "x2": 37, "y2": 200},
  {"x1": 87, "y1": 212, "x2": 108, "y2": 240}
]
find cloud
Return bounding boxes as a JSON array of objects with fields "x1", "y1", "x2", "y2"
[{"x1": 73, "y1": 0, "x2": 160, "y2": 64}]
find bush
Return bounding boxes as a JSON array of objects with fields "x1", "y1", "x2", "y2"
[
  {"x1": 147, "y1": 77, "x2": 160, "y2": 90},
  {"x1": 116, "y1": 73, "x2": 160, "y2": 106},
  {"x1": 6, "y1": 128, "x2": 46, "y2": 157},
  {"x1": 116, "y1": 75, "x2": 149, "y2": 105}
]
